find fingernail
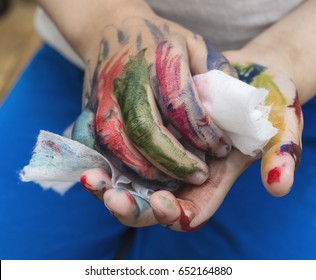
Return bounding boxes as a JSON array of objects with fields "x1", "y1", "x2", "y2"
[
  {"x1": 215, "y1": 137, "x2": 232, "y2": 157},
  {"x1": 216, "y1": 144, "x2": 231, "y2": 157},
  {"x1": 188, "y1": 171, "x2": 208, "y2": 185}
]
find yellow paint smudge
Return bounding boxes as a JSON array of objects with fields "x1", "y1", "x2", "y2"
[{"x1": 252, "y1": 72, "x2": 289, "y2": 151}]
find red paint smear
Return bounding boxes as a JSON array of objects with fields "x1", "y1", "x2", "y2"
[
  {"x1": 156, "y1": 43, "x2": 182, "y2": 97},
  {"x1": 179, "y1": 205, "x2": 205, "y2": 232},
  {"x1": 156, "y1": 42, "x2": 195, "y2": 136},
  {"x1": 43, "y1": 140, "x2": 62, "y2": 154},
  {"x1": 267, "y1": 167, "x2": 281, "y2": 185},
  {"x1": 95, "y1": 50, "x2": 155, "y2": 178},
  {"x1": 155, "y1": 41, "x2": 211, "y2": 152},
  {"x1": 288, "y1": 92, "x2": 302, "y2": 123},
  {"x1": 80, "y1": 175, "x2": 93, "y2": 192},
  {"x1": 125, "y1": 191, "x2": 136, "y2": 205}
]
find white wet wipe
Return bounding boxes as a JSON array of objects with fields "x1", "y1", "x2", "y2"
[
  {"x1": 20, "y1": 70, "x2": 277, "y2": 198},
  {"x1": 194, "y1": 70, "x2": 277, "y2": 156},
  {"x1": 20, "y1": 131, "x2": 155, "y2": 199}
]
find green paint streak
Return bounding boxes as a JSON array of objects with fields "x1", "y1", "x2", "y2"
[
  {"x1": 251, "y1": 72, "x2": 287, "y2": 106},
  {"x1": 233, "y1": 63, "x2": 265, "y2": 84},
  {"x1": 114, "y1": 49, "x2": 201, "y2": 179}
]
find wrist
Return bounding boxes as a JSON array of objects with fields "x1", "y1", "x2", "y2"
[
  {"x1": 242, "y1": 37, "x2": 316, "y2": 104},
  {"x1": 241, "y1": 40, "x2": 296, "y2": 83},
  {"x1": 238, "y1": 0, "x2": 316, "y2": 105}
]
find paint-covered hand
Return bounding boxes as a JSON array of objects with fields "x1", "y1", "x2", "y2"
[
  {"x1": 79, "y1": 50, "x2": 302, "y2": 230},
  {"x1": 147, "y1": 56, "x2": 303, "y2": 231},
  {"x1": 73, "y1": 15, "x2": 236, "y2": 190}
]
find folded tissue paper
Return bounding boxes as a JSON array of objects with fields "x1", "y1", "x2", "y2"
[{"x1": 20, "y1": 70, "x2": 277, "y2": 199}]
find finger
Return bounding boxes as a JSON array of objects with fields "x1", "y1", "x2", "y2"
[
  {"x1": 103, "y1": 188, "x2": 157, "y2": 227},
  {"x1": 258, "y1": 71, "x2": 303, "y2": 196},
  {"x1": 114, "y1": 48, "x2": 209, "y2": 185},
  {"x1": 186, "y1": 35, "x2": 237, "y2": 77},
  {"x1": 94, "y1": 22, "x2": 208, "y2": 186},
  {"x1": 150, "y1": 39, "x2": 232, "y2": 157},
  {"x1": 80, "y1": 168, "x2": 112, "y2": 201},
  {"x1": 74, "y1": 59, "x2": 174, "y2": 190},
  {"x1": 94, "y1": 48, "x2": 178, "y2": 188},
  {"x1": 230, "y1": 62, "x2": 303, "y2": 196},
  {"x1": 150, "y1": 150, "x2": 254, "y2": 231},
  {"x1": 81, "y1": 168, "x2": 158, "y2": 227}
]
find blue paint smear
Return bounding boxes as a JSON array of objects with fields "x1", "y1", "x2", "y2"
[
  {"x1": 205, "y1": 39, "x2": 232, "y2": 72},
  {"x1": 101, "y1": 38, "x2": 109, "y2": 60},
  {"x1": 234, "y1": 63, "x2": 266, "y2": 84},
  {"x1": 117, "y1": 30, "x2": 128, "y2": 45},
  {"x1": 144, "y1": 19, "x2": 164, "y2": 44}
]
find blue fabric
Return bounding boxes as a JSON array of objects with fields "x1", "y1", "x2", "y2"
[
  {"x1": 1, "y1": 45, "x2": 315, "y2": 260},
  {"x1": 0, "y1": 45, "x2": 129, "y2": 260}
]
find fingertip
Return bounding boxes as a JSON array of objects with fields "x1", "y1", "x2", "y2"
[
  {"x1": 150, "y1": 191, "x2": 180, "y2": 225},
  {"x1": 187, "y1": 170, "x2": 208, "y2": 185},
  {"x1": 150, "y1": 191, "x2": 206, "y2": 232},
  {"x1": 81, "y1": 168, "x2": 112, "y2": 193},
  {"x1": 185, "y1": 157, "x2": 209, "y2": 185},
  {"x1": 104, "y1": 188, "x2": 157, "y2": 227},
  {"x1": 261, "y1": 150, "x2": 295, "y2": 197},
  {"x1": 103, "y1": 188, "x2": 136, "y2": 218},
  {"x1": 262, "y1": 166, "x2": 294, "y2": 197}
]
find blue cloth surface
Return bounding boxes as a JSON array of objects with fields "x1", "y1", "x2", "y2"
[
  {"x1": 0, "y1": 45, "x2": 129, "y2": 259},
  {"x1": 0, "y1": 45, "x2": 315, "y2": 259}
]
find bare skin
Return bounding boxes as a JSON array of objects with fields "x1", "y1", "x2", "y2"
[{"x1": 38, "y1": 0, "x2": 316, "y2": 231}]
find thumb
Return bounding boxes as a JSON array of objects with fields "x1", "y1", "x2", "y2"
[
  {"x1": 223, "y1": 51, "x2": 303, "y2": 197},
  {"x1": 259, "y1": 72, "x2": 303, "y2": 197}
]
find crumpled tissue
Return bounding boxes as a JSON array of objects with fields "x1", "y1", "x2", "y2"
[
  {"x1": 20, "y1": 70, "x2": 277, "y2": 199},
  {"x1": 193, "y1": 70, "x2": 277, "y2": 156}
]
